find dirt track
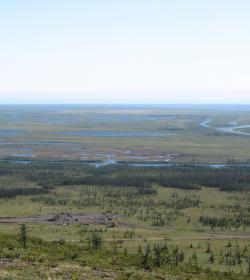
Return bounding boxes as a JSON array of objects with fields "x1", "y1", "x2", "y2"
[
  {"x1": 0, "y1": 213, "x2": 132, "y2": 227},
  {"x1": 57, "y1": 235, "x2": 250, "y2": 243},
  {"x1": 1, "y1": 214, "x2": 250, "y2": 242},
  {"x1": 104, "y1": 235, "x2": 250, "y2": 241}
]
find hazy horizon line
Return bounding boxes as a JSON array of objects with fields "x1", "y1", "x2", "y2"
[{"x1": 0, "y1": 103, "x2": 250, "y2": 106}]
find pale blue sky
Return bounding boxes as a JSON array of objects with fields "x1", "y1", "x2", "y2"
[{"x1": 0, "y1": 0, "x2": 249, "y2": 103}]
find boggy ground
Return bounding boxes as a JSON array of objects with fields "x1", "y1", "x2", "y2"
[{"x1": 1, "y1": 105, "x2": 250, "y2": 162}]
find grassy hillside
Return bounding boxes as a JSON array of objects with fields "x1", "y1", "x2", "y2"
[{"x1": 1, "y1": 162, "x2": 250, "y2": 278}]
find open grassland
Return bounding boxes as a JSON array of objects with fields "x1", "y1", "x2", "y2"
[
  {"x1": 1, "y1": 162, "x2": 250, "y2": 278},
  {"x1": 0, "y1": 105, "x2": 250, "y2": 162}
]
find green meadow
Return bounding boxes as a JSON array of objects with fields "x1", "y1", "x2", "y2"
[
  {"x1": 1, "y1": 161, "x2": 250, "y2": 279},
  {"x1": 1, "y1": 105, "x2": 250, "y2": 279}
]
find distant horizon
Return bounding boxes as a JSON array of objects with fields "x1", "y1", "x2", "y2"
[
  {"x1": 0, "y1": 89, "x2": 250, "y2": 105},
  {"x1": 0, "y1": 1, "x2": 249, "y2": 102},
  {"x1": 1, "y1": 103, "x2": 250, "y2": 106}
]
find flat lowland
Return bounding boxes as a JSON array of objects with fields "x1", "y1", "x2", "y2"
[
  {"x1": 0, "y1": 104, "x2": 250, "y2": 163},
  {"x1": 1, "y1": 105, "x2": 250, "y2": 279}
]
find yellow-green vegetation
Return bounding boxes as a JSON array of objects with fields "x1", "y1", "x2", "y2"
[
  {"x1": 0, "y1": 105, "x2": 250, "y2": 162},
  {"x1": 2, "y1": 231, "x2": 248, "y2": 280},
  {"x1": 1, "y1": 162, "x2": 250, "y2": 279}
]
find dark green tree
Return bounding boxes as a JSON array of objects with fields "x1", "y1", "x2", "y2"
[
  {"x1": 89, "y1": 232, "x2": 102, "y2": 250},
  {"x1": 141, "y1": 244, "x2": 151, "y2": 270},
  {"x1": 19, "y1": 224, "x2": 27, "y2": 249}
]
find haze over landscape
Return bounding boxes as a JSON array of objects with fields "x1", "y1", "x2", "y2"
[
  {"x1": 0, "y1": 0, "x2": 250, "y2": 104},
  {"x1": 1, "y1": 2, "x2": 250, "y2": 280}
]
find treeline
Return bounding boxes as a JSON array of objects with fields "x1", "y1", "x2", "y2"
[
  {"x1": 199, "y1": 214, "x2": 250, "y2": 229},
  {"x1": 0, "y1": 161, "x2": 250, "y2": 191},
  {"x1": 199, "y1": 216, "x2": 235, "y2": 229},
  {"x1": 0, "y1": 187, "x2": 49, "y2": 199},
  {"x1": 60, "y1": 175, "x2": 152, "y2": 189}
]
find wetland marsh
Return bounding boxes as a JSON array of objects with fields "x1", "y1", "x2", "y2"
[
  {"x1": 1, "y1": 105, "x2": 250, "y2": 279},
  {"x1": 0, "y1": 105, "x2": 250, "y2": 163}
]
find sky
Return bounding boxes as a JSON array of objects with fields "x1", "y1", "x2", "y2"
[{"x1": 0, "y1": 0, "x2": 249, "y2": 104}]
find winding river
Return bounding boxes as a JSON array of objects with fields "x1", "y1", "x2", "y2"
[{"x1": 200, "y1": 119, "x2": 250, "y2": 136}]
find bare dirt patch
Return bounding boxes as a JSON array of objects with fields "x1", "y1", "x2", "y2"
[{"x1": 0, "y1": 213, "x2": 133, "y2": 227}]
